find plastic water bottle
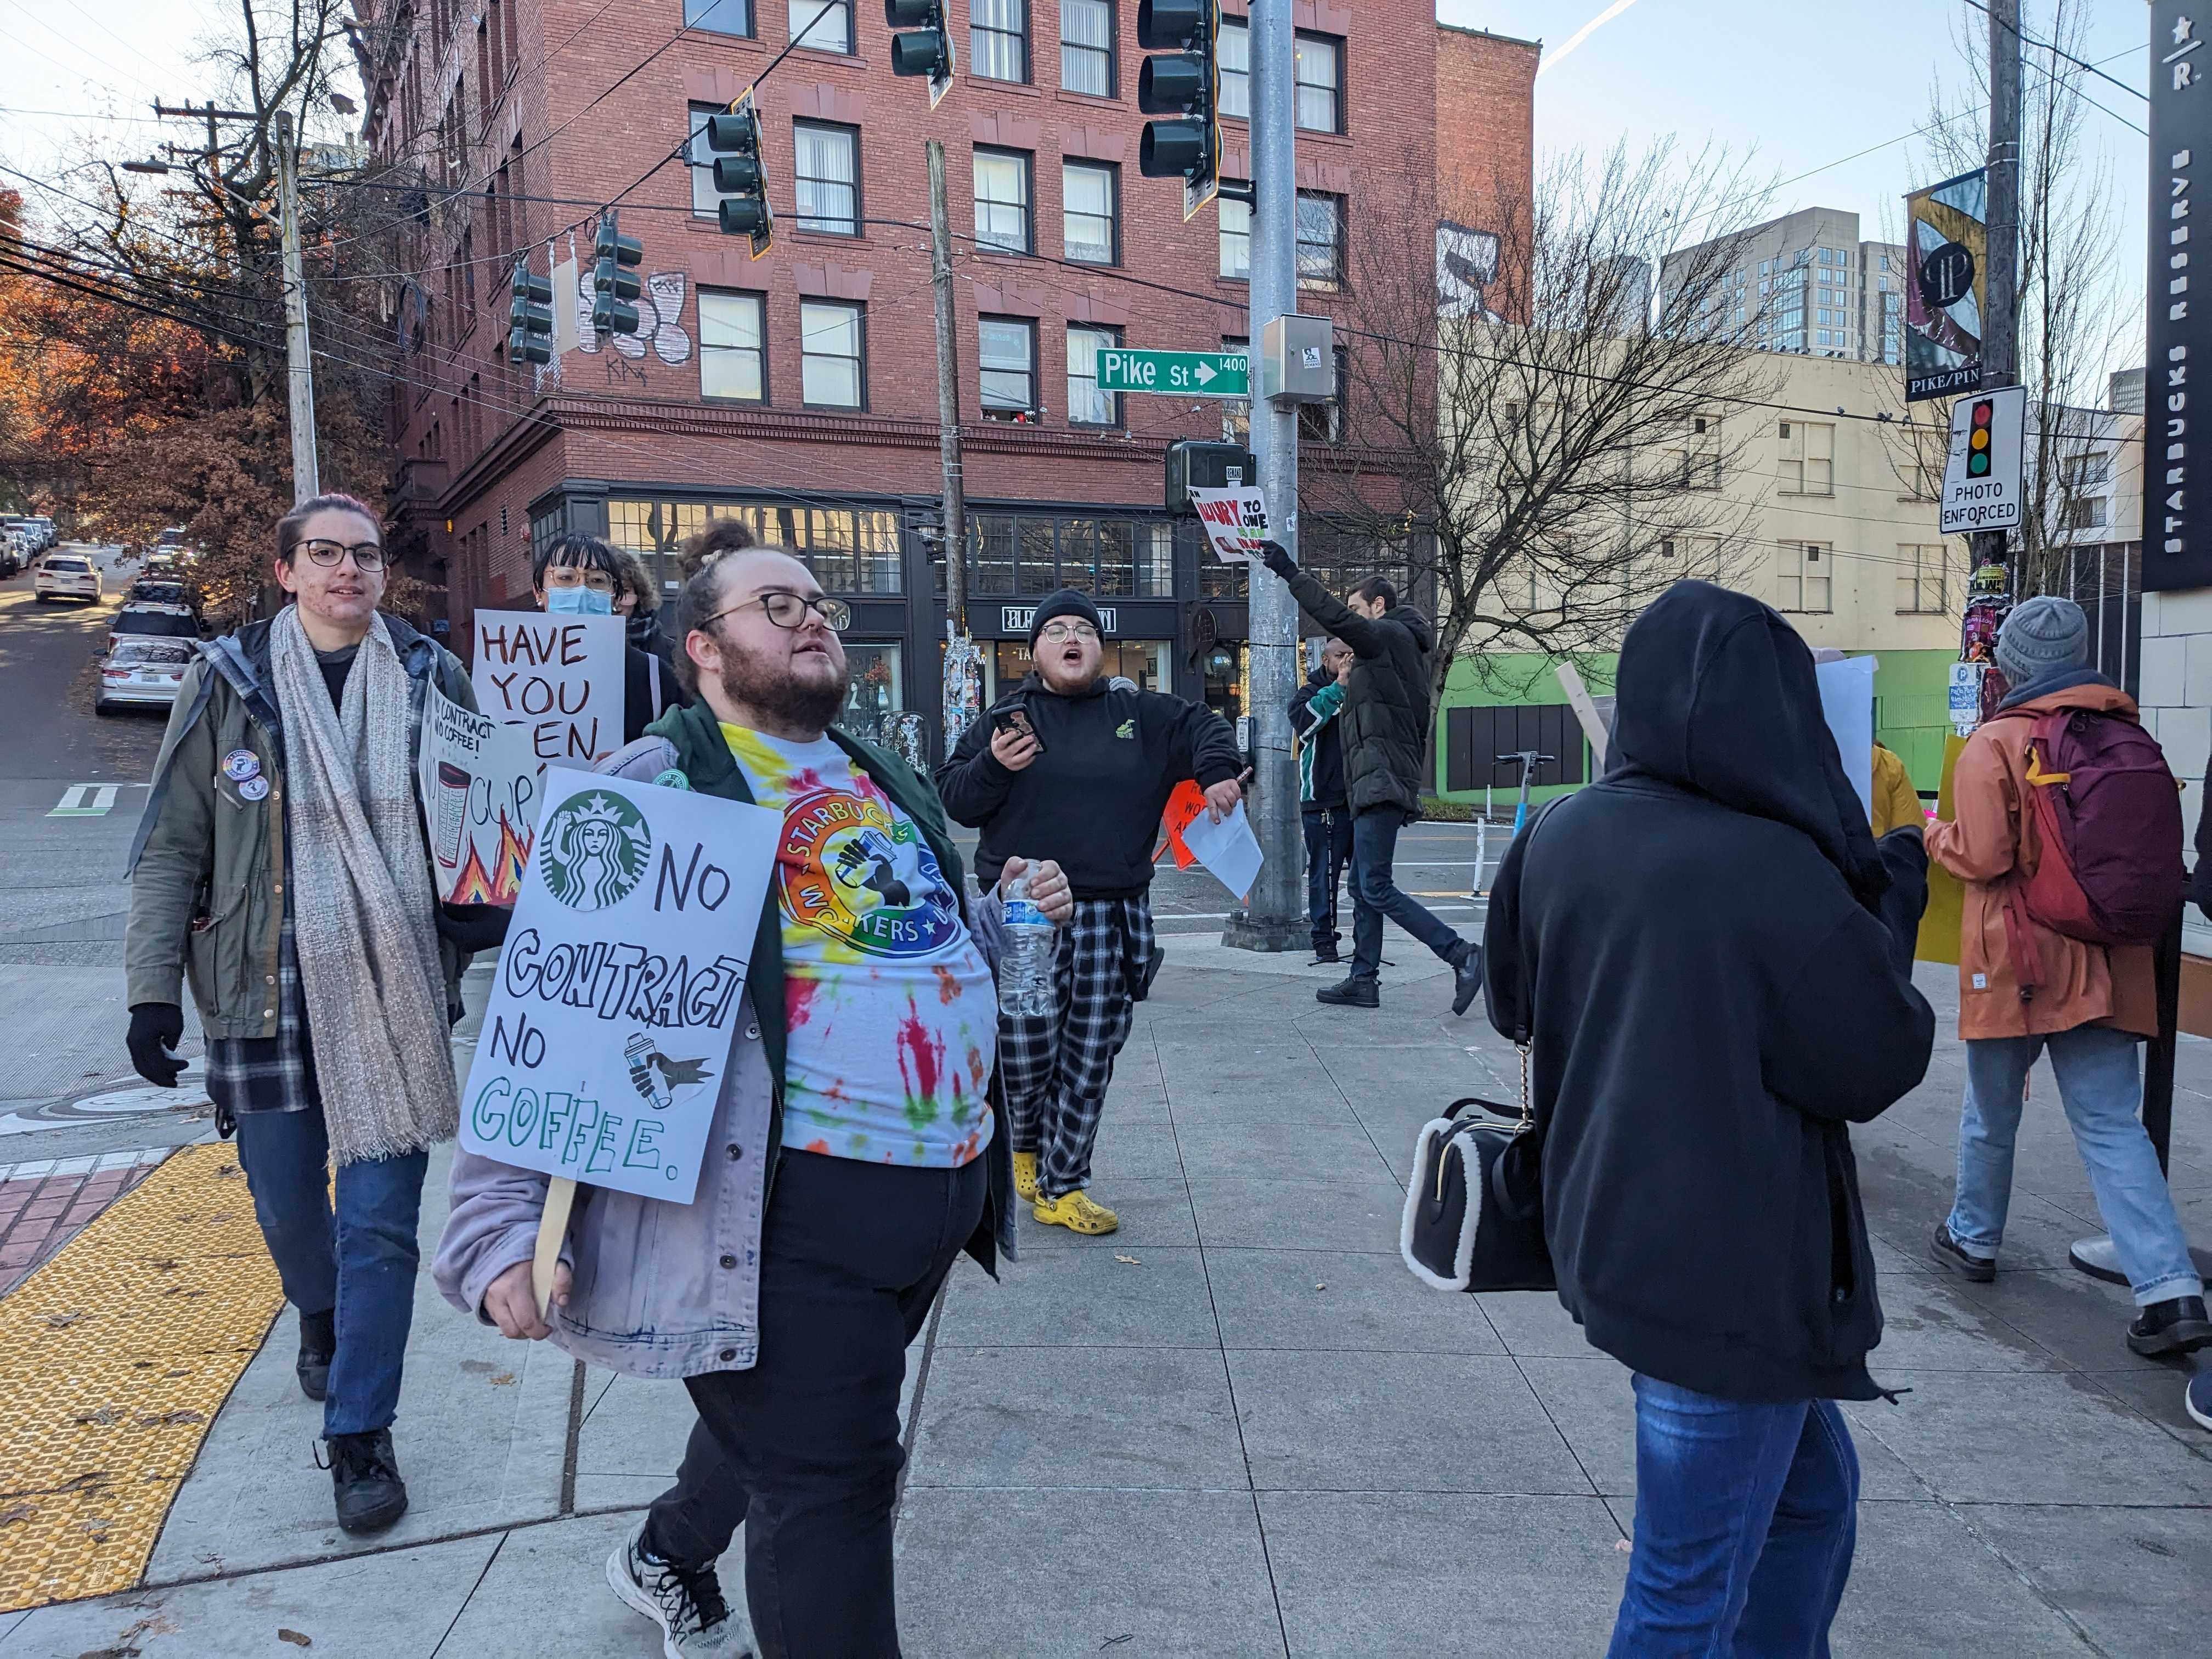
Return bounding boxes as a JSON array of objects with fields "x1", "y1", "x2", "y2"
[{"x1": 998, "y1": 867, "x2": 1057, "y2": 1018}]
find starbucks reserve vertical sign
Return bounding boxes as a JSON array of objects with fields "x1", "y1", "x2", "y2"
[
  {"x1": 2148, "y1": 3, "x2": 2212, "y2": 590},
  {"x1": 459, "y1": 769, "x2": 781, "y2": 1203}
]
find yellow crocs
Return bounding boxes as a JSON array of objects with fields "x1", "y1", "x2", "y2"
[
  {"x1": 1032, "y1": 1189, "x2": 1119, "y2": 1235},
  {"x1": 1012, "y1": 1151, "x2": 1039, "y2": 1204}
]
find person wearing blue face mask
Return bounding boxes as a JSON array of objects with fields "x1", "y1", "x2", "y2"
[{"x1": 532, "y1": 533, "x2": 693, "y2": 743}]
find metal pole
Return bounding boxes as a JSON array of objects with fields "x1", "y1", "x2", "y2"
[
  {"x1": 1972, "y1": 0, "x2": 2021, "y2": 591},
  {"x1": 927, "y1": 139, "x2": 977, "y2": 755},
  {"x1": 274, "y1": 110, "x2": 319, "y2": 502},
  {"x1": 1222, "y1": 0, "x2": 1304, "y2": 952}
]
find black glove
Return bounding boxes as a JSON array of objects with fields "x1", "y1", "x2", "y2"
[
  {"x1": 1257, "y1": 540, "x2": 1296, "y2": 579},
  {"x1": 127, "y1": 1002, "x2": 187, "y2": 1087},
  {"x1": 436, "y1": 902, "x2": 512, "y2": 955}
]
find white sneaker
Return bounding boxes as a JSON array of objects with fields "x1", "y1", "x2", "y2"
[{"x1": 606, "y1": 1517, "x2": 755, "y2": 1657}]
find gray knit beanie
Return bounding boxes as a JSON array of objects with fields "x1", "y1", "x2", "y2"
[{"x1": 1995, "y1": 596, "x2": 2090, "y2": 687}]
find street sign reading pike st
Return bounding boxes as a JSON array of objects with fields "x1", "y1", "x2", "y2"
[{"x1": 1097, "y1": 348, "x2": 1249, "y2": 397}]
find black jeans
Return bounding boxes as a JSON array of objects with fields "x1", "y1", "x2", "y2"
[
  {"x1": 1302, "y1": 807, "x2": 1353, "y2": 950},
  {"x1": 1348, "y1": 804, "x2": 1467, "y2": 980},
  {"x1": 642, "y1": 1148, "x2": 988, "y2": 1659}
]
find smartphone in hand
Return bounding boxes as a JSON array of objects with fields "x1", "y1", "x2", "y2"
[{"x1": 992, "y1": 707, "x2": 1045, "y2": 753}]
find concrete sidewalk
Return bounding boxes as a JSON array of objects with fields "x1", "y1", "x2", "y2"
[{"x1": 3, "y1": 938, "x2": 2209, "y2": 1657}]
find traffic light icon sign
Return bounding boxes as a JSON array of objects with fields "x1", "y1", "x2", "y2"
[{"x1": 1967, "y1": 398, "x2": 1993, "y2": 479}]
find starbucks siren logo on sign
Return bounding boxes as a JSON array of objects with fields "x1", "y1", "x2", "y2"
[{"x1": 540, "y1": 789, "x2": 653, "y2": 911}]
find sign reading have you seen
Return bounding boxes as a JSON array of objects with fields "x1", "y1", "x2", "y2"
[
  {"x1": 460, "y1": 770, "x2": 781, "y2": 1204},
  {"x1": 472, "y1": 610, "x2": 627, "y2": 764}
]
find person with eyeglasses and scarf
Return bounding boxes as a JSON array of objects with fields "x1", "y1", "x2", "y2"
[
  {"x1": 935, "y1": 590, "x2": 1243, "y2": 1235},
  {"x1": 124, "y1": 493, "x2": 490, "y2": 1535},
  {"x1": 532, "y1": 532, "x2": 693, "y2": 742}
]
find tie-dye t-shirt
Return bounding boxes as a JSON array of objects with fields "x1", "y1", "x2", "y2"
[{"x1": 723, "y1": 725, "x2": 996, "y2": 1167}]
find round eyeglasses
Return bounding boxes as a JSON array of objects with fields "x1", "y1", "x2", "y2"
[
  {"x1": 704, "y1": 590, "x2": 851, "y2": 633},
  {"x1": 297, "y1": 539, "x2": 386, "y2": 571}
]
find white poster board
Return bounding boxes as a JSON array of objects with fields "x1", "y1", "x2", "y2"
[
  {"x1": 1815, "y1": 654, "x2": 1877, "y2": 820},
  {"x1": 460, "y1": 769, "x2": 781, "y2": 1204},
  {"x1": 418, "y1": 682, "x2": 545, "y2": 904},
  {"x1": 1187, "y1": 486, "x2": 1271, "y2": 562},
  {"x1": 1181, "y1": 798, "x2": 1265, "y2": 901},
  {"x1": 472, "y1": 610, "x2": 627, "y2": 766}
]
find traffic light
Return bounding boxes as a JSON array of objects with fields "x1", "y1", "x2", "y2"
[
  {"x1": 1136, "y1": 0, "x2": 1220, "y2": 220},
  {"x1": 1967, "y1": 397, "x2": 1993, "y2": 478},
  {"x1": 885, "y1": 0, "x2": 956, "y2": 108},
  {"x1": 592, "y1": 211, "x2": 643, "y2": 335},
  {"x1": 703, "y1": 91, "x2": 774, "y2": 258},
  {"x1": 508, "y1": 259, "x2": 553, "y2": 365}
]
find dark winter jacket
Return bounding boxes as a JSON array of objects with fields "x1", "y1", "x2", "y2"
[
  {"x1": 1483, "y1": 580, "x2": 1935, "y2": 1403},
  {"x1": 1276, "y1": 565, "x2": 1434, "y2": 816},
  {"x1": 1290, "y1": 667, "x2": 1348, "y2": 810},
  {"x1": 936, "y1": 673, "x2": 1242, "y2": 897}
]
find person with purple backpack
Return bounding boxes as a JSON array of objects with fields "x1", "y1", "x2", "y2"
[{"x1": 1925, "y1": 596, "x2": 2208, "y2": 1357}]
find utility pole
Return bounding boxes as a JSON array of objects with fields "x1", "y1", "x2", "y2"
[
  {"x1": 927, "y1": 139, "x2": 978, "y2": 753},
  {"x1": 273, "y1": 110, "x2": 320, "y2": 502},
  {"x1": 1975, "y1": 0, "x2": 2022, "y2": 588},
  {"x1": 1223, "y1": 0, "x2": 1305, "y2": 952}
]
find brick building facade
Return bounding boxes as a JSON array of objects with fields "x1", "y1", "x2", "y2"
[{"x1": 355, "y1": 2, "x2": 1523, "y2": 750}]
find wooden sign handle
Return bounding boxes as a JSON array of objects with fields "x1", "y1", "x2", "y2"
[{"x1": 533, "y1": 1176, "x2": 577, "y2": 1318}]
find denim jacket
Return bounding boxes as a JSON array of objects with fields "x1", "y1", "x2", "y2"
[{"x1": 432, "y1": 701, "x2": 1019, "y2": 1379}]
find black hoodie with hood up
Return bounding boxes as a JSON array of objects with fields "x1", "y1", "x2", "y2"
[{"x1": 1483, "y1": 582, "x2": 1935, "y2": 1403}]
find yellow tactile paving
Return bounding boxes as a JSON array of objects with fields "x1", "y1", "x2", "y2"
[{"x1": 0, "y1": 1143, "x2": 283, "y2": 1613}]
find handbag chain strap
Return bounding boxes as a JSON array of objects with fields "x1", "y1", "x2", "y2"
[{"x1": 1517, "y1": 1042, "x2": 1532, "y2": 1132}]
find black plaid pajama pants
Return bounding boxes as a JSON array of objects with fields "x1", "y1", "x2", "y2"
[{"x1": 998, "y1": 893, "x2": 1154, "y2": 1201}]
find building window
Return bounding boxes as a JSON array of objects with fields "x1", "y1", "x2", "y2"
[
  {"x1": 675, "y1": 503, "x2": 901, "y2": 592},
  {"x1": 1220, "y1": 17, "x2": 1248, "y2": 119},
  {"x1": 838, "y1": 641, "x2": 904, "y2": 745},
  {"x1": 974, "y1": 148, "x2": 1033, "y2": 254},
  {"x1": 2064, "y1": 496, "x2": 2110, "y2": 531},
  {"x1": 698, "y1": 290, "x2": 767, "y2": 402},
  {"x1": 1220, "y1": 185, "x2": 1250, "y2": 280},
  {"x1": 1296, "y1": 192, "x2": 1342, "y2": 291},
  {"x1": 1776, "y1": 544, "x2": 1831, "y2": 613},
  {"x1": 979, "y1": 317, "x2": 1037, "y2": 417},
  {"x1": 1063, "y1": 161, "x2": 1116, "y2": 264},
  {"x1": 788, "y1": 0, "x2": 851, "y2": 50},
  {"x1": 1895, "y1": 544, "x2": 1947, "y2": 614},
  {"x1": 1775, "y1": 418, "x2": 1833, "y2": 494},
  {"x1": 1060, "y1": 0, "x2": 1113, "y2": 96},
  {"x1": 689, "y1": 104, "x2": 723, "y2": 216},
  {"x1": 2062, "y1": 450, "x2": 2113, "y2": 490},
  {"x1": 793, "y1": 121, "x2": 860, "y2": 234},
  {"x1": 972, "y1": 0, "x2": 1028, "y2": 82},
  {"x1": 800, "y1": 300, "x2": 864, "y2": 408},
  {"x1": 684, "y1": 0, "x2": 753, "y2": 36},
  {"x1": 1294, "y1": 33, "x2": 1342, "y2": 133},
  {"x1": 1068, "y1": 325, "x2": 1121, "y2": 427}
]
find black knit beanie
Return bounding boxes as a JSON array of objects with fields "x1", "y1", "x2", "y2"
[{"x1": 1027, "y1": 588, "x2": 1104, "y2": 647}]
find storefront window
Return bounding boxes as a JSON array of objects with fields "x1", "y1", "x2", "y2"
[
  {"x1": 1199, "y1": 558, "x2": 1250, "y2": 598},
  {"x1": 603, "y1": 499, "x2": 904, "y2": 595},
  {"x1": 936, "y1": 511, "x2": 1180, "y2": 599},
  {"x1": 838, "y1": 641, "x2": 904, "y2": 746}
]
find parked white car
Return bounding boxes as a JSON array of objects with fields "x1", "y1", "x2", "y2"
[
  {"x1": 35, "y1": 554, "x2": 101, "y2": 604},
  {"x1": 98, "y1": 637, "x2": 195, "y2": 715}
]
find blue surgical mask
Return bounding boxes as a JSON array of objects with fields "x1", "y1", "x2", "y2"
[{"x1": 545, "y1": 585, "x2": 613, "y2": 616}]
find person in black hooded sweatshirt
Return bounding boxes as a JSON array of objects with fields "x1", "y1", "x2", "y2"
[
  {"x1": 1483, "y1": 581, "x2": 1934, "y2": 1656},
  {"x1": 937, "y1": 590, "x2": 1242, "y2": 1235}
]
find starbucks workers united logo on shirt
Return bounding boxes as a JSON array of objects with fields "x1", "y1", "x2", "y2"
[{"x1": 777, "y1": 784, "x2": 962, "y2": 958}]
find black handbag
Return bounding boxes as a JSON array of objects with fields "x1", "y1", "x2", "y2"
[{"x1": 1400, "y1": 1045, "x2": 1554, "y2": 1294}]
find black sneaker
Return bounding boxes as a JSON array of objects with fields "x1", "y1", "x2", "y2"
[
  {"x1": 1929, "y1": 1223, "x2": 1996, "y2": 1283},
  {"x1": 1317, "y1": 975, "x2": 1380, "y2": 1008},
  {"x1": 606, "y1": 1518, "x2": 754, "y2": 1656},
  {"x1": 1451, "y1": 943, "x2": 1484, "y2": 1017},
  {"x1": 296, "y1": 1307, "x2": 335, "y2": 1403},
  {"x1": 323, "y1": 1428, "x2": 408, "y2": 1534},
  {"x1": 2127, "y1": 1295, "x2": 2212, "y2": 1359},
  {"x1": 1311, "y1": 941, "x2": 1341, "y2": 965}
]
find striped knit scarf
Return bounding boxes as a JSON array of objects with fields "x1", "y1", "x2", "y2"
[{"x1": 269, "y1": 605, "x2": 459, "y2": 1164}]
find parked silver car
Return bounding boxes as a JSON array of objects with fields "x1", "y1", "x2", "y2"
[{"x1": 97, "y1": 637, "x2": 195, "y2": 715}]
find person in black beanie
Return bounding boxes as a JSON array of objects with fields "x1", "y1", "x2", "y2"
[{"x1": 937, "y1": 589, "x2": 1242, "y2": 1234}]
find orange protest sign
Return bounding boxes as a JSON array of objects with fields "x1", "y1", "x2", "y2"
[{"x1": 1159, "y1": 779, "x2": 1209, "y2": 870}]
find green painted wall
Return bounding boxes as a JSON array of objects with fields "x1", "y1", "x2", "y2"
[{"x1": 1430, "y1": 646, "x2": 1960, "y2": 803}]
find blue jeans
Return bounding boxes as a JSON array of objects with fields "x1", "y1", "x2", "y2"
[
  {"x1": 1947, "y1": 1026, "x2": 2204, "y2": 1306},
  {"x1": 233, "y1": 1103, "x2": 428, "y2": 1438},
  {"x1": 1610, "y1": 1376, "x2": 1859, "y2": 1658},
  {"x1": 1348, "y1": 805, "x2": 1466, "y2": 980},
  {"x1": 1302, "y1": 807, "x2": 1353, "y2": 950}
]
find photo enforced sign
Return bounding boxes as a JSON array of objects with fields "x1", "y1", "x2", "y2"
[{"x1": 460, "y1": 770, "x2": 781, "y2": 1204}]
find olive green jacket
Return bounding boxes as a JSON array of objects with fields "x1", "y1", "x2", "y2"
[{"x1": 124, "y1": 612, "x2": 476, "y2": 1036}]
